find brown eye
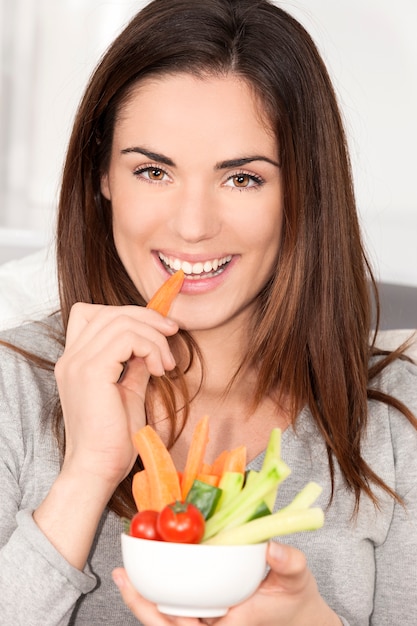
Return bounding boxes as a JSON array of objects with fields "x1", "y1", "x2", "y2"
[
  {"x1": 224, "y1": 172, "x2": 263, "y2": 190},
  {"x1": 233, "y1": 174, "x2": 251, "y2": 188},
  {"x1": 148, "y1": 168, "x2": 165, "y2": 180},
  {"x1": 134, "y1": 166, "x2": 169, "y2": 182}
]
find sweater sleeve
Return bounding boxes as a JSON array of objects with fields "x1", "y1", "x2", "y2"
[
  {"x1": 0, "y1": 511, "x2": 96, "y2": 625},
  {"x1": 371, "y1": 360, "x2": 417, "y2": 625},
  {"x1": 0, "y1": 331, "x2": 96, "y2": 625}
]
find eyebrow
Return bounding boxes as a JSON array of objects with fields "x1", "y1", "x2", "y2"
[
  {"x1": 215, "y1": 156, "x2": 280, "y2": 169},
  {"x1": 121, "y1": 146, "x2": 175, "y2": 166},
  {"x1": 121, "y1": 146, "x2": 280, "y2": 169}
]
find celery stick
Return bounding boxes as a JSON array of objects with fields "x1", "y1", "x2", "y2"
[
  {"x1": 214, "y1": 471, "x2": 245, "y2": 512},
  {"x1": 203, "y1": 507, "x2": 325, "y2": 545},
  {"x1": 243, "y1": 471, "x2": 273, "y2": 520},
  {"x1": 258, "y1": 457, "x2": 290, "y2": 511},
  {"x1": 261, "y1": 428, "x2": 282, "y2": 472},
  {"x1": 203, "y1": 464, "x2": 281, "y2": 540},
  {"x1": 279, "y1": 482, "x2": 323, "y2": 513},
  {"x1": 261, "y1": 428, "x2": 284, "y2": 510},
  {"x1": 264, "y1": 484, "x2": 279, "y2": 512},
  {"x1": 244, "y1": 469, "x2": 259, "y2": 487}
]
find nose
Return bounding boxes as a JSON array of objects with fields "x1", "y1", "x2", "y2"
[{"x1": 168, "y1": 180, "x2": 221, "y2": 243}]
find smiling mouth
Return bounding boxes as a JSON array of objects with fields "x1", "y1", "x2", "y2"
[{"x1": 158, "y1": 252, "x2": 232, "y2": 279}]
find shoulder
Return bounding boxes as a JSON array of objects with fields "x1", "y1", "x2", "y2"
[
  {"x1": 369, "y1": 355, "x2": 417, "y2": 417},
  {"x1": 0, "y1": 314, "x2": 64, "y2": 416},
  {"x1": 0, "y1": 313, "x2": 64, "y2": 363},
  {"x1": 367, "y1": 357, "x2": 417, "y2": 496},
  {"x1": 0, "y1": 318, "x2": 63, "y2": 522}
]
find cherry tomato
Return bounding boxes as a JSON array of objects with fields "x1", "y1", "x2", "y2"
[
  {"x1": 157, "y1": 501, "x2": 205, "y2": 544},
  {"x1": 130, "y1": 510, "x2": 163, "y2": 541}
]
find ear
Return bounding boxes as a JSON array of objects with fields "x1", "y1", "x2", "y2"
[{"x1": 100, "y1": 173, "x2": 111, "y2": 200}]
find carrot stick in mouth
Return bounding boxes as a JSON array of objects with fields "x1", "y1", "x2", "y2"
[{"x1": 146, "y1": 269, "x2": 185, "y2": 316}]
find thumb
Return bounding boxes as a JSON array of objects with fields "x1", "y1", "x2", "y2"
[
  {"x1": 263, "y1": 541, "x2": 309, "y2": 593},
  {"x1": 119, "y1": 356, "x2": 151, "y2": 398}
]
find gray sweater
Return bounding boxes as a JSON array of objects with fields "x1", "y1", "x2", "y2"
[{"x1": 0, "y1": 318, "x2": 416, "y2": 626}]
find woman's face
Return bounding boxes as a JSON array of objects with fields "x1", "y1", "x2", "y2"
[{"x1": 101, "y1": 73, "x2": 283, "y2": 333}]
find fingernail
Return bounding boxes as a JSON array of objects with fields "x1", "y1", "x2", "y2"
[{"x1": 269, "y1": 541, "x2": 286, "y2": 562}]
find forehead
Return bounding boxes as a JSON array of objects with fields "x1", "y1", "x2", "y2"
[{"x1": 113, "y1": 72, "x2": 277, "y2": 155}]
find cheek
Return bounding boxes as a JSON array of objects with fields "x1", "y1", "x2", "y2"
[
  {"x1": 112, "y1": 196, "x2": 160, "y2": 241},
  {"x1": 240, "y1": 202, "x2": 283, "y2": 254}
]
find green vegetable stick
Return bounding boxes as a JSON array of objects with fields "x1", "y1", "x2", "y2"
[
  {"x1": 261, "y1": 428, "x2": 282, "y2": 472},
  {"x1": 214, "y1": 471, "x2": 245, "y2": 512},
  {"x1": 203, "y1": 463, "x2": 285, "y2": 540},
  {"x1": 247, "y1": 500, "x2": 271, "y2": 521},
  {"x1": 203, "y1": 507, "x2": 325, "y2": 545},
  {"x1": 260, "y1": 428, "x2": 283, "y2": 510},
  {"x1": 278, "y1": 482, "x2": 323, "y2": 513},
  {"x1": 244, "y1": 470, "x2": 276, "y2": 519},
  {"x1": 185, "y1": 479, "x2": 222, "y2": 520}
]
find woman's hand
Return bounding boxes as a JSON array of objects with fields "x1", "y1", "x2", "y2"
[
  {"x1": 112, "y1": 542, "x2": 342, "y2": 626},
  {"x1": 33, "y1": 303, "x2": 178, "y2": 571},
  {"x1": 55, "y1": 302, "x2": 179, "y2": 489}
]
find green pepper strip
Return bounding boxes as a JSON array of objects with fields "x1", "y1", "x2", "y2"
[{"x1": 186, "y1": 480, "x2": 222, "y2": 520}]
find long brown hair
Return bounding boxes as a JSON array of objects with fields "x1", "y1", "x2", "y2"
[{"x1": 10, "y1": 0, "x2": 417, "y2": 516}]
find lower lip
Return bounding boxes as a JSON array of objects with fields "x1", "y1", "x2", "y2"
[{"x1": 155, "y1": 255, "x2": 237, "y2": 295}]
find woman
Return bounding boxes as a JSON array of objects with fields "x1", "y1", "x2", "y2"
[{"x1": 1, "y1": 0, "x2": 416, "y2": 624}]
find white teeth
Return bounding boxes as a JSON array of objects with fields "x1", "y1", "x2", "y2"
[
  {"x1": 159, "y1": 253, "x2": 232, "y2": 276},
  {"x1": 182, "y1": 261, "x2": 193, "y2": 275},
  {"x1": 193, "y1": 262, "x2": 204, "y2": 274}
]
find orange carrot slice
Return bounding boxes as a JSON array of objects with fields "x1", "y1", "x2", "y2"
[
  {"x1": 222, "y1": 445, "x2": 247, "y2": 475},
  {"x1": 132, "y1": 470, "x2": 153, "y2": 511},
  {"x1": 196, "y1": 473, "x2": 219, "y2": 487},
  {"x1": 132, "y1": 425, "x2": 182, "y2": 511},
  {"x1": 209, "y1": 449, "x2": 230, "y2": 478},
  {"x1": 146, "y1": 270, "x2": 185, "y2": 316},
  {"x1": 201, "y1": 462, "x2": 213, "y2": 475},
  {"x1": 181, "y1": 415, "x2": 210, "y2": 500}
]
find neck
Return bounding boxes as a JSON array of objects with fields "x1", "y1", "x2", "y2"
[{"x1": 185, "y1": 321, "x2": 251, "y2": 398}]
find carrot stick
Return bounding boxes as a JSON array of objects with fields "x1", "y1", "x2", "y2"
[
  {"x1": 196, "y1": 473, "x2": 220, "y2": 487},
  {"x1": 181, "y1": 415, "x2": 210, "y2": 500},
  {"x1": 146, "y1": 270, "x2": 185, "y2": 316},
  {"x1": 132, "y1": 470, "x2": 153, "y2": 511},
  {"x1": 201, "y1": 462, "x2": 213, "y2": 475},
  {"x1": 222, "y1": 445, "x2": 247, "y2": 475},
  {"x1": 132, "y1": 425, "x2": 182, "y2": 511},
  {"x1": 209, "y1": 449, "x2": 230, "y2": 478}
]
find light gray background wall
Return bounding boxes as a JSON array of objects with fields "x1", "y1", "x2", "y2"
[{"x1": 0, "y1": 0, "x2": 416, "y2": 286}]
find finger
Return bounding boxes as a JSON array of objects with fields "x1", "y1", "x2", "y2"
[
  {"x1": 65, "y1": 302, "x2": 106, "y2": 348},
  {"x1": 118, "y1": 356, "x2": 150, "y2": 392},
  {"x1": 112, "y1": 569, "x2": 202, "y2": 626},
  {"x1": 65, "y1": 302, "x2": 178, "y2": 350},
  {"x1": 263, "y1": 541, "x2": 309, "y2": 593},
  {"x1": 112, "y1": 568, "x2": 171, "y2": 625},
  {"x1": 73, "y1": 311, "x2": 177, "y2": 373},
  {"x1": 58, "y1": 318, "x2": 177, "y2": 385},
  {"x1": 56, "y1": 335, "x2": 167, "y2": 395}
]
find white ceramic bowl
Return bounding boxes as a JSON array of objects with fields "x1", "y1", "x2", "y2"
[{"x1": 121, "y1": 533, "x2": 268, "y2": 617}]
